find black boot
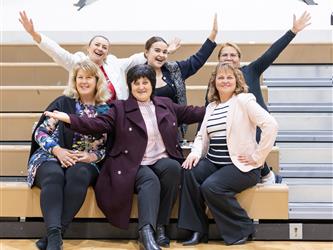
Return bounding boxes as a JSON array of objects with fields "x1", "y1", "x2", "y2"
[
  {"x1": 182, "y1": 231, "x2": 208, "y2": 246},
  {"x1": 46, "y1": 227, "x2": 63, "y2": 250},
  {"x1": 37, "y1": 227, "x2": 65, "y2": 250},
  {"x1": 138, "y1": 224, "x2": 161, "y2": 250},
  {"x1": 156, "y1": 224, "x2": 170, "y2": 248},
  {"x1": 35, "y1": 236, "x2": 47, "y2": 250}
]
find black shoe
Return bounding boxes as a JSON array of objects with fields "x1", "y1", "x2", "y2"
[
  {"x1": 275, "y1": 174, "x2": 283, "y2": 183},
  {"x1": 226, "y1": 236, "x2": 248, "y2": 245},
  {"x1": 182, "y1": 231, "x2": 208, "y2": 246},
  {"x1": 156, "y1": 225, "x2": 170, "y2": 247},
  {"x1": 35, "y1": 236, "x2": 47, "y2": 250},
  {"x1": 46, "y1": 227, "x2": 63, "y2": 250},
  {"x1": 138, "y1": 224, "x2": 161, "y2": 250}
]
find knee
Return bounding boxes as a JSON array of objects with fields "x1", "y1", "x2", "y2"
[
  {"x1": 40, "y1": 168, "x2": 65, "y2": 187},
  {"x1": 66, "y1": 163, "x2": 95, "y2": 186}
]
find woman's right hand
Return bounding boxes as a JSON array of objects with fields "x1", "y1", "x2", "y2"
[
  {"x1": 52, "y1": 146, "x2": 78, "y2": 168},
  {"x1": 19, "y1": 11, "x2": 41, "y2": 43},
  {"x1": 44, "y1": 110, "x2": 71, "y2": 124},
  {"x1": 182, "y1": 154, "x2": 200, "y2": 170}
]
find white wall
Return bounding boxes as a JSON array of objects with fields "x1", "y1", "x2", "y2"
[{"x1": 1, "y1": 0, "x2": 332, "y2": 44}]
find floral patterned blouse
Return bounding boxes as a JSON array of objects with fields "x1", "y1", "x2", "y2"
[{"x1": 27, "y1": 101, "x2": 109, "y2": 187}]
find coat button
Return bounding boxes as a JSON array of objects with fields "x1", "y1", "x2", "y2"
[
  {"x1": 176, "y1": 144, "x2": 179, "y2": 148},
  {"x1": 172, "y1": 122, "x2": 176, "y2": 126},
  {"x1": 129, "y1": 127, "x2": 132, "y2": 131},
  {"x1": 124, "y1": 150, "x2": 128, "y2": 154},
  {"x1": 117, "y1": 170, "x2": 122, "y2": 175}
]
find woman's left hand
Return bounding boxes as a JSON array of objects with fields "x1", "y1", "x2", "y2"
[
  {"x1": 208, "y1": 13, "x2": 218, "y2": 42},
  {"x1": 75, "y1": 151, "x2": 97, "y2": 163},
  {"x1": 238, "y1": 154, "x2": 256, "y2": 165},
  {"x1": 167, "y1": 37, "x2": 181, "y2": 54}
]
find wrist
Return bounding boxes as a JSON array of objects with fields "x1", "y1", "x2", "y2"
[{"x1": 52, "y1": 145, "x2": 61, "y2": 156}]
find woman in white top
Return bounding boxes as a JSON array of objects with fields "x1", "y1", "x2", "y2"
[{"x1": 178, "y1": 63, "x2": 278, "y2": 246}]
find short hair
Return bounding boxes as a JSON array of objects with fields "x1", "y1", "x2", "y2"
[
  {"x1": 207, "y1": 63, "x2": 248, "y2": 103},
  {"x1": 144, "y1": 36, "x2": 168, "y2": 58},
  {"x1": 126, "y1": 64, "x2": 156, "y2": 97},
  {"x1": 217, "y1": 42, "x2": 242, "y2": 60},
  {"x1": 64, "y1": 60, "x2": 111, "y2": 104},
  {"x1": 88, "y1": 35, "x2": 110, "y2": 47}
]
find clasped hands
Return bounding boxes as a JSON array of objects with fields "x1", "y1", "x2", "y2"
[{"x1": 52, "y1": 146, "x2": 97, "y2": 168}]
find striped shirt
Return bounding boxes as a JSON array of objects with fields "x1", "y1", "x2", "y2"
[{"x1": 206, "y1": 101, "x2": 232, "y2": 166}]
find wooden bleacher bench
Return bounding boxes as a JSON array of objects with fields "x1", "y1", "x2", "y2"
[{"x1": 0, "y1": 182, "x2": 288, "y2": 220}]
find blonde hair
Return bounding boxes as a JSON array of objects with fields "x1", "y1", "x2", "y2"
[
  {"x1": 63, "y1": 60, "x2": 111, "y2": 104},
  {"x1": 207, "y1": 63, "x2": 248, "y2": 103},
  {"x1": 217, "y1": 42, "x2": 242, "y2": 60}
]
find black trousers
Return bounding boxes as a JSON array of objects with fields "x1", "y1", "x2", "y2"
[
  {"x1": 34, "y1": 161, "x2": 99, "y2": 231},
  {"x1": 135, "y1": 158, "x2": 181, "y2": 231},
  {"x1": 178, "y1": 158, "x2": 260, "y2": 244}
]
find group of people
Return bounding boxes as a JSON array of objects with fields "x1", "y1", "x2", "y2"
[{"x1": 19, "y1": 10, "x2": 311, "y2": 250}]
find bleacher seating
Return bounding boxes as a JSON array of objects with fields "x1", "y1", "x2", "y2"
[{"x1": 4, "y1": 41, "x2": 332, "y2": 240}]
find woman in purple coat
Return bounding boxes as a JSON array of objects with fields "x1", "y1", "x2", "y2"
[{"x1": 45, "y1": 64, "x2": 205, "y2": 250}]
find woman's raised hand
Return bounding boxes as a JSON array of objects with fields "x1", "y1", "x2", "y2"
[
  {"x1": 182, "y1": 153, "x2": 200, "y2": 170},
  {"x1": 44, "y1": 110, "x2": 71, "y2": 124},
  {"x1": 167, "y1": 37, "x2": 182, "y2": 54},
  {"x1": 19, "y1": 11, "x2": 41, "y2": 43},
  {"x1": 208, "y1": 13, "x2": 218, "y2": 42},
  {"x1": 291, "y1": 11, "x2": 311, "y2": 34}
]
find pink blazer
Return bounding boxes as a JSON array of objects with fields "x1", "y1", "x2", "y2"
[{"x1": 190, "y1": 93, "x2": 278, "y2": 172}]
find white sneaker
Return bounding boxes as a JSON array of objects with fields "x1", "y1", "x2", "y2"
[{"x1": 261, "y1": 171, "x2": 275, "y2": 185}]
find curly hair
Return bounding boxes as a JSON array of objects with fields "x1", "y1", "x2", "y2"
[
  {"x1": 207, "y1": 63, "x2": 248, "y2": 103},
  {"x1": 63, "y1": 60, "x2": 110, "y2": 104}
]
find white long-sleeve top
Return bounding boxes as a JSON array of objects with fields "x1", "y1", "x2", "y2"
[{"x1": 37, "y1": 34, "x2": 146, "y2": 100}]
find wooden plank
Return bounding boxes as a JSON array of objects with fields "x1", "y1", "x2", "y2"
[
  {"x1": 0, "y1": 113, "x2": 41, "y2": 141},
  {"x1": 0, "y1": 182, "x2": 289, "y2": 219},
  {"x1": 1, "y1": 43, "x2": 332, "y2": 64},
  {"x1": 0, "y1": 86, "x2": 268, "y2": 112}
]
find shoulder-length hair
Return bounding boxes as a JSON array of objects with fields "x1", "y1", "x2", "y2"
[
  {"x1": 63, "y1": 60, "x2": 111, "y2": 104},
  {"x1": 207, "y1": 63, "x2": 248, "y2": 103}
]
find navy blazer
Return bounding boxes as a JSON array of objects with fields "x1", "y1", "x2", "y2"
[{"x1": 68, "y1": 95, "x2": 205, "y2": 229}]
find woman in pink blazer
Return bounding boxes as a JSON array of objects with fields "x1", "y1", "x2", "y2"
[{"x1": 178, "y1": 63, "x2": 278, "y2": 246}]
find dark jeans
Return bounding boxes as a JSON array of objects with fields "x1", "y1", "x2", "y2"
[{"x1": 35, "y1": 161, "x2": 99, "y2": 231}]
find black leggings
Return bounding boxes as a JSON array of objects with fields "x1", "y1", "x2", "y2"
[{"x1": 34, "y1": 161, "x2": 99, "y2": 231}]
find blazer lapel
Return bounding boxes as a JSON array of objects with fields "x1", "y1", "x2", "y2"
[
  {"x1": 154, "y1": 98, "x2": 169, "y2": 126},
  {"x1": 226, "y1": 95, "x2": 236, "y2": 142},
  {"x1": 125, "y1": 96, "x2": 147, "y2": 134}
]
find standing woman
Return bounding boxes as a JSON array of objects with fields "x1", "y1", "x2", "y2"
[
  {"x1": 210, "y1": 11, "x2": 311, "y2": 183},
  {"x1": 44, "y1": 64, "x2": 205, "y2": 250},
  {"x1": 144, "y1": 14, "x2": 218, "y2": 135},
  {"x1": 28, "y1": 60, "x2": 110, "y2": 250},
  {"x1": 179, "y1": 63, "x2": 278, "y2": 246},
  {"x1": 19, "y1": 11, "x2": 179, "y2": 101}
]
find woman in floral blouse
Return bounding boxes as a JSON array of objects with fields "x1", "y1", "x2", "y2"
[{"x1": 28, "y1": 60, "x2": 110, "y2": 250}]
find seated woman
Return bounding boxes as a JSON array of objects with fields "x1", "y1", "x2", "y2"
[
  {"x1": 44, "y1": 64, "x2": 205, "y2": 250},
  {"x1": 178, "y1": 63, "x2": 278, "y2": 246},
  {"x1": 28, "y1": 60, "x2": 110, "y2": 250}
]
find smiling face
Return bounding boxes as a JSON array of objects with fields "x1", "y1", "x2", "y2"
[
  {"x1": 87, "y1": 36, "x2": 109, "y2": 66},
  {"x1": 215, "y1": 68, "x2": 237, "y2": 101},
  {"x1": 145, "y1": 41, "x2": 168, "y2": 69},
  {"x1": 131, "y1": 76, "x2": 153, "y2": 102},
  {"x1": 218, "y1": 46, "x2": 241, "y2": 68},
  {"x1": 75, "y1": 69, "x2": 97, "y2": 101}
]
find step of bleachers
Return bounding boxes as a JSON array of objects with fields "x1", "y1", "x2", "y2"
[
  {"x1": 1, "y1": 62, "x2": 216, "y2": 86},
  {"x1": 0, "y1": 144, "x2": 280, "y2": 177},
  {"x1": 272, "y1": 113, "x2": 333, "y2": 131},
  {"x1": 268, "y1": 87, "x2": 333, "y2": 104}
]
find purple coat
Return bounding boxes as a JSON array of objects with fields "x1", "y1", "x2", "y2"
[{"x1": 69, "y1": 96, "x2": 205, "y2": 229}]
